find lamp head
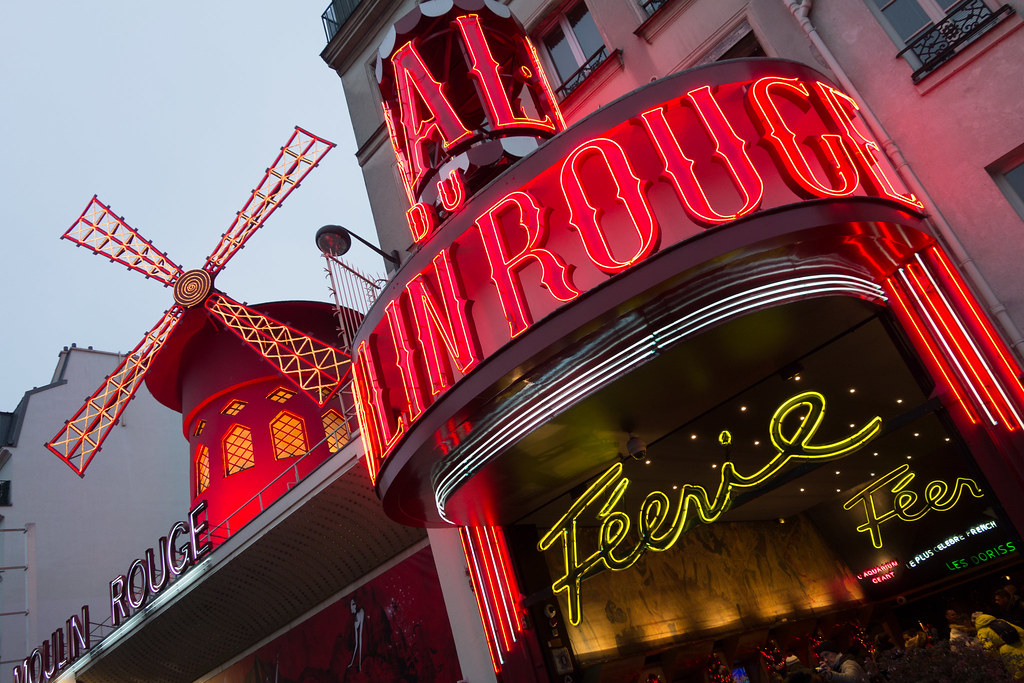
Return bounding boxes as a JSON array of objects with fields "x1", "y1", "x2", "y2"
[{"x1": 315, "y1": 225, "x2": 353, "y2": 257}]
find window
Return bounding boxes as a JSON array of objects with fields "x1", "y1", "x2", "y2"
[
  {"x1": 223, "y1": 425, "x2": 255, "y2": 476},
  {"x1": 541, "y1": 3, "x2": 608, "y2": 98},
  {"x1": 990, "y1": 153, "x2": 1024, "y2": 222},
  {"x1": 266, "y1": 387, "x2": 296, "y2": 404},
  {"x1": 195, "y1": 445, "x2": 210, "y2": 495},
  {"x1": 867, "y1": 0, "x2": 1014, "y2": 81},
  {"x1": 638, "y1": 0, "x2": 670, "y2": 18},
  {"x1": 193, "y1": 419, "x2": 206, "y2": 436},
  {"x1": 270, "y1": 411, "x2": 307, "y2": 460},
  {"x1": 322, "y1": 409, "x2": 351, "y2": 453},
  {"x1": 717, "y1": 31, "x2": 766, "y2": 60},
  {"x1": 221, "y1": 399, "x2": 247, "y2": 416}
]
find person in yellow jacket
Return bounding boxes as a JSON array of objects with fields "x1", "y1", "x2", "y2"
[{"x1": 975, "y1": 612, "x2": 1024, "y2": 679}]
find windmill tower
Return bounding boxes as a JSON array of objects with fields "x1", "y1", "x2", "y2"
[{"x1": 48, "y1": 128, "x2": 357, "y2": 537}]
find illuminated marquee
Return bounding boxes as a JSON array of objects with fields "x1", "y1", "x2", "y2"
[
  {"x1": 12, "y1": 608, "x2": 89, "y2": 683},
  {"x1": 12, "y1": 504, "x2": 211, "y2": 683},
  {"x1": 354, "y1": 54, "x2": 921, "y2": 481},
  {"x1": 536, "y1": 391, "x2": 881, "y2": 625},
  {"x1": 843, "y1": 464, "x2": 984, "y2": 549}
]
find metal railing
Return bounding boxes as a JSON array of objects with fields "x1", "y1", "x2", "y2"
[
  {"x1": 322, "y1": 0, "x2": 363, "y2": 44},
  {"x1": 208, "y1": 400, "x2": 358, "y2": 544},
  {"x1": 555, "y1": 46, "x2": 610, "y2": 100},
  {"x1": 898, "y1": 0, "x2": 1014, "y2": 81}
]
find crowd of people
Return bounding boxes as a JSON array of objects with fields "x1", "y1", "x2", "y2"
[{"x1": 769, "y1": 584, "x2": 1024, "y2": 682}]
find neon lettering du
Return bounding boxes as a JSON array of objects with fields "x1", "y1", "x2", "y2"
[{"x1": 537, "y1": 391, "x2": 881, "y2": 626}]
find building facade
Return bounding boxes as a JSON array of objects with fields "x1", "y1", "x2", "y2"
[
  {"x1": 0, "y1": 347, "x2": 188, "y2": 675},
  {"x1": 319, "y1": 0, "x2": 1024, "y2": 680},
  {"x1": 22, "y1": 1, "x2": 1024, "y2": 682}
]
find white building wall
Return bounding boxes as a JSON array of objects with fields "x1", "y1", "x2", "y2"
[
  {"x1": 0, "y1": 347, "x2": 188, "y2": 670},
  {"x1": 810, "y1": 0, "x2": 1024, "y2": 345}
]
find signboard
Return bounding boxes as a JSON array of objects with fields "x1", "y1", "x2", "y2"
[{"x1": 354, "y1": 43, "x2": 922, "y2": 482}]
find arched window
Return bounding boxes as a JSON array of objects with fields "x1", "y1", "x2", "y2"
[
  {"x1": 195, "y1": 445, "x2": 210, "y2": 495},
  {"x1": 270, "y1": 411, "x2": 307, "y2": 460},
  {"x1": 223, "y1": 425, "x2": 255, "y2": 475},
  {"x1": 321, "y1": 409, "x2": 351, "y2": 453}
]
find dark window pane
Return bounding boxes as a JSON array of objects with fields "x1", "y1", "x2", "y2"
[
  {"x1": 544, "y1": 25, "x2": 577, "y2": 82},
  {"x1": 719, "y1": 32, "x2": 766, "y2": 60},
  {"x1": 567, "y1": 4, "x2": 604, "y2": 61},
  {"x1": 1005, "y1": 162, "x2": 1024, "y2": 199},
  {"x1": 879, "y1": 0, "x2": 932, "y2": 40}
]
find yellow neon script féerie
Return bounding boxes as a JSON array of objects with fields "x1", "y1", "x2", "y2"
[
  {"x1": 537, "y1": 391, "x2": 881, "y2": 626},
  {"x1": 843, "y1": 464, "x2": 983, "y2": 549}
]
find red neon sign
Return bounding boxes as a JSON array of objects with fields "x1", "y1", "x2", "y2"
[
  {"x1": 353, "y1": 61, "x2": 928, "y2": 480},
  {"x1": 639, "y1": 86, "x2": 764, "y2": 225},
  {"x1": 377, "y1": 4, "x2": 565, "y2": 237}
]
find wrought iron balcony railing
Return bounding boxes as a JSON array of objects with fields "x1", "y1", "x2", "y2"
[
  {"x1": 555, "y1": 46, "x2": 610, "y2": 100},
  {"x1": 898, "y1": 0, "x2": 1014, "y2": 81},
  {"x1": 322, "y1": 0, "x2": 363, "y2": 44}
]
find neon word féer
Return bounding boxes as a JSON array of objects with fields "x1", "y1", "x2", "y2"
[
  {"x1": 843, "y1": 464, "x2": 983, "y2": 549},
  {"x1": 537, "y1": 391, "x2": 881, "y2": 625}
]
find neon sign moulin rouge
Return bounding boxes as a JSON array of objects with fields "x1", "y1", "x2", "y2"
[
  {"x1": 353, "y1": 46, "x2": 922, "y2": 481},
  {"x1": 12, "y1": 504, "x2": 210, "y2": 683}
]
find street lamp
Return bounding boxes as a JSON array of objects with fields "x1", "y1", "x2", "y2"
[{"x1": 315, "y1": 225, "x2": 400, "y2": 267}]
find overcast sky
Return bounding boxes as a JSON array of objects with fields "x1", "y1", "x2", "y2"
[{"x1": 0, "y1": 2, "x2": 383, "y2": 409}]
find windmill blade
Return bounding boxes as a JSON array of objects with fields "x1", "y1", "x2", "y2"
[
  {"x1": 47, "y1": 307, "x2": 182, "y2": 475},
  {"x1": 203, "y1": 127, "x2": 335, "y2": 276},
  {"x1": 62, "y1": 196, "x2": 184, "y2": 286},
  {"x1": 205, "y1": 293, "x2": 350, "y2": 406}
]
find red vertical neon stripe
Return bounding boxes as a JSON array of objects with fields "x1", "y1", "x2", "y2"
[
  {"x1": 927, "y1": 246, "x2": 1024, "y2": 410},
  {"x1": 473, "y1": 525, "x2": 514, "y2": 651},
  {"x1": 885, "y1": 275, "x2": 979, "y2": 425},
  {"x1": 903, "y1": 263, "x2": 1017, "y2": 429},
  {"x1": 488, "y1": 526, "x2": 524, "y2": 632},
  {"x1": 459, "y1": 527, "x2": 503, "y2": 673}
]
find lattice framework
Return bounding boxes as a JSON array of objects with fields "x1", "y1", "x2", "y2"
[{"x1": 46, "y1": 127, "x2": 351, "y2": 476}]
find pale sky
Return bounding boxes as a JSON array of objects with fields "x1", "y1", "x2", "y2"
[{"x1": 0, "y1": 2, "x2": 382, "y2": 409}]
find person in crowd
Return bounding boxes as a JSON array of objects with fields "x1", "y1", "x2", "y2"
[
  {"x1": 814, "y1": 640, "x2": 869, "y2": 683},
  {"x1": 975, "y1": 612, "x2": 1024, "y2": 679},
  {"x1": 784, "y1": 653, "x2": 812, "y2": 677},
  {"x1": 902, "y1": 628, "x2": 928, "y2": 650},
  {"x1": 995, "y1": 588, "x2": 1024, "y2": 625},
  {"x1": 946, "y1": 607, "x2": 978, "y2": 649}
]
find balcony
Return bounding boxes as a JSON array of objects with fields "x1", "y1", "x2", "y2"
[
  {"x1": 898, "y1": 0, "x2": 1014, "y2": 82},
  {"x1": 555, "y1": 46, "x2": 610, "y2": 100},
  {"x1": 322, "y1": 0, "x2": 363, "y2": 44}
]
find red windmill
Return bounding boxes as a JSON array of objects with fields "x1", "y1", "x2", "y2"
[{"x1": 47, "y1": 127, "x2": 351, "y2": 478}]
